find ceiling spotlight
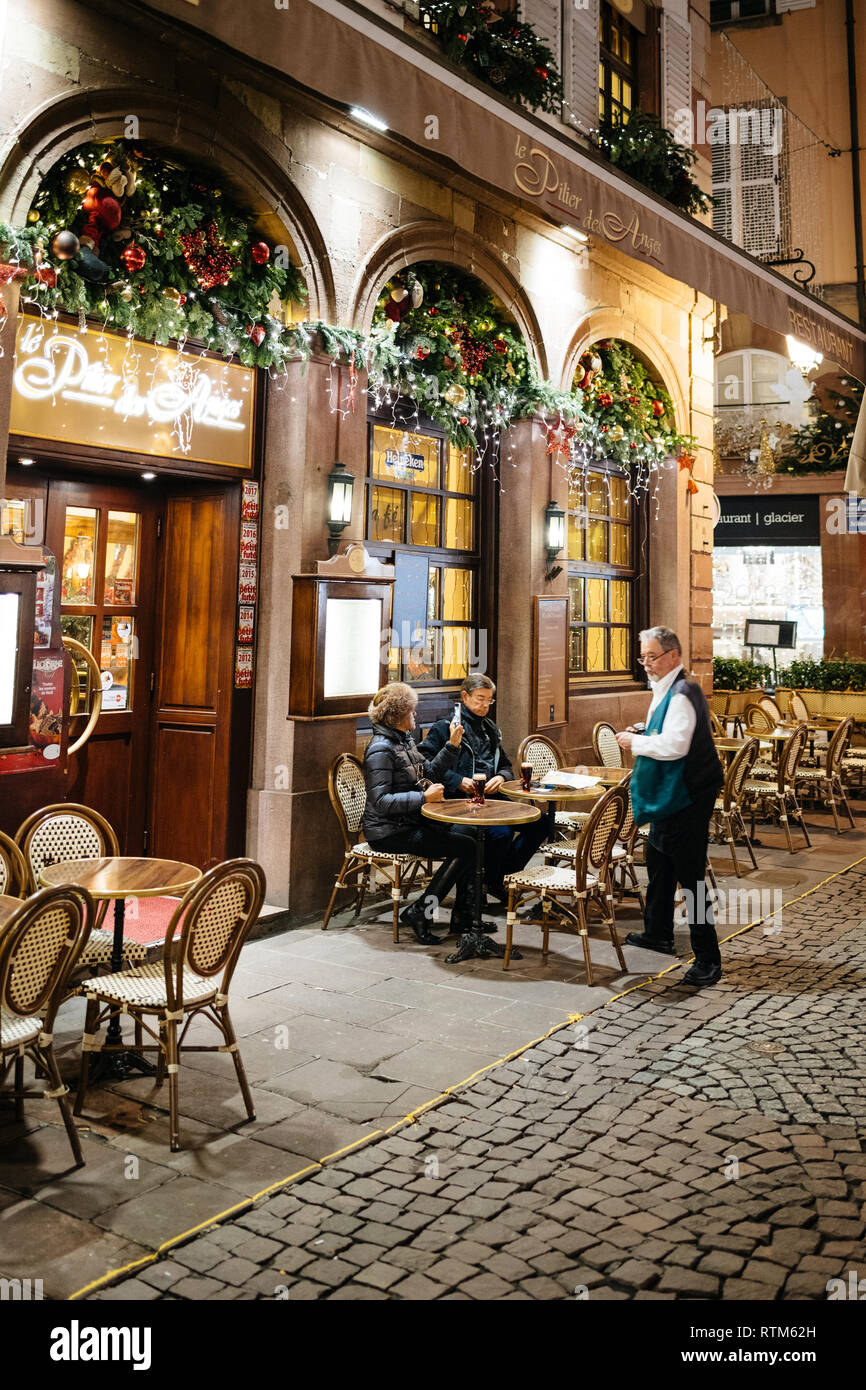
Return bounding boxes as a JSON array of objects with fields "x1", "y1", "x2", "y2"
[
  {"x1": 561, "y1": 225, "x2": 589, "y2": 243},
  {"x1": 350, "y1": 107, "x2": 388, "y2": 132},
  {"x1": 18, "y1": 456, "x2": 34, "y2": 467},
  {"x1": 141, "y1": 471, "x2": 156, "y2": 481}
]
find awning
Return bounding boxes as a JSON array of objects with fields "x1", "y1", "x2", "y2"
[{"x1": 144, "y1": 0, "x2": 866, "y2": 381}]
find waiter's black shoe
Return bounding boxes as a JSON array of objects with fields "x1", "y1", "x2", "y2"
[
  {"x1": 682, "y1": 961, "x2": 722, "y2": 988},
  {"x1": 398, "y1": 901, "x2": 445, "y2": 945},
  {"x1": 624, "y1": 931, "x2": 675, "y2": 955}
]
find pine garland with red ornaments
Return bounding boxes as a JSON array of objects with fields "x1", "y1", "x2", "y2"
[{"x1": 421, "y1": 0, "x2": 563, "y2": 113}]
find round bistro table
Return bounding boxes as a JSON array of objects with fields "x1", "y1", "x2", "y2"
[
  {"x1": 0, "y1": 895, "x2": 21, "y2": 928},
  {"x1": 39, "y1": 856, "x2": 201, "y2": 1079},
  {"x1": 500, "y1": 776, "x2": 607, "y2": 840},
  {"x1": 422, "y1": 798, "x2": 540, "y2": 963}
]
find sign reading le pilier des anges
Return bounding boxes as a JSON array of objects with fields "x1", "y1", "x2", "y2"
[{"x1": 715, "y1": 495, "x2": 820, "y2": 546}]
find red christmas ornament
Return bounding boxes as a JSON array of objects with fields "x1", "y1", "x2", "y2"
[
  {"x1": 651, "y1": 399, "x2": 665, "y2": 418},
  {"x1": 535, "y1": 67, "x2": 548, "y2": 79},
  {"x1": 251, "y1": 241, "x2": 270, "y2": 266},
  {"x1": 601, "y1": 425, "x2": 609, "y2": 433},
  {"x1": 428, "y1": 307, "x2": 439, "y2": 316},
  {"x1": 628, "y1": 394, "x2": 639, "y2": 405},
  {"x1": 415, "y1": 347, "x2": 429, "y2": 360},
  {"x1": 629, "y1": 442, "x2": 637, "y2": 449},
  {"x1": 34, "y1": 266, "x2": 57, "y2": 287},
  {"x1": 494, "y1": 339, "x2": 507, "y2": 354},
  {"x1": 598, "y1": 392, "x2": 613, "y2": 407},
  {"x1": 458, "y1": 31, "x2": 469, "y2": 41},
  {"x1": 121, "y1": 242, "x2": 146, "y2": 272},
  {"x1": 246, "y1": 324, "x2": 266, "y2": 346},
  {"x1": 459, "y1": 416, "x2": 469, "y2": 425},
  {"x1": 80, "y1": 185, "x2": 121, "y2": 249},
  {"x1": 178, "y1": 222, "x2": 240, "y2": 292}
]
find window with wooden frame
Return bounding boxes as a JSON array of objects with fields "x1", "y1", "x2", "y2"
[
  {"x1": 598, "y1": 1, "x2": 638, "y2": 124},
  {"x1": 365, "y1": 421, "x2": 479, "y2": 685},
  {"x1": 567, "y1": 462, "x2": 641, "y2": 678}
]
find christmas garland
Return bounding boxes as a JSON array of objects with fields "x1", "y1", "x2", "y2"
[
  {"x1": 6, "y1": 140, "x2": 306, "y2": 368},
  {"x1": 774, "y1": 376, "x2": 863, "y2": 476},
  {"x1": 595, "y1": 111, "x2": 712, "y2": 217},
  {"x1": 420, "y1": 0, "x2": 563, "y2": 113}
]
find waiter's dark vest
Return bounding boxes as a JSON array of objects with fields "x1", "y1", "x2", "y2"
[{"x1": 631, "y1": 674, "x2": 723, "y2": 826}]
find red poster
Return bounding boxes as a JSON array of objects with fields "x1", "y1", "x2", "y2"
[
  {"x1": 237, "y1": 606, "x2": 255, "y2": 643},
  {"x1": 0, "y1": 647, "x2": 65, "y2": 772},
  {"x1": 238, "y1": 563, "x2": 257, "y2": 605},
  {"x1": 240, "y1": 521, "x2": 258, "y2": 562},
  {"x1": 242, "y1": 481, "x2": 259, "y2": 520},
  {"x1": 234, "y1": 647, "x2": 253, "y2": 688}
]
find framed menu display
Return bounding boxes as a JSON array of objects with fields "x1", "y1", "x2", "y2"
[
  {"x1": 532, "y1": 596, "x2": 568, "y2": 731},
  {"x1": 288, "y1": 575, "x2": 394, "y2": 719}
]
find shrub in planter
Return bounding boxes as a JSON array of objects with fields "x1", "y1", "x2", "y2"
[
  {"x1": 713, "y1": 657, "x2": 772, "y2": 691},
  {"x1": 776, "y1": 657, "x2": 866, "y2": 692}
]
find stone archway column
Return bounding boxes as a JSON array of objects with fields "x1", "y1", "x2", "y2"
[
  {"x1": 0, "y1": 284, "x2": 22, "y2": 497},
  {"x1": 495, "y1": 415, "x2": 568, "y2": 752},
  {"x1": 247, "y1": 351, "x2": 368, "y2": 914}
]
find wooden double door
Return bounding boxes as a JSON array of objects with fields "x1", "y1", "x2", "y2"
[{"x1": 39, "y1": 472, "x2": 242, "y2": 866}]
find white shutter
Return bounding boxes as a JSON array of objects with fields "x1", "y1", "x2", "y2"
[
  {"x1": 738, "y1": 139, "x2": 780, "y2": 258},
  {"x1": 711, "y1": 141, "x2": 734, "y2": 243},
  {"x1": 563, "y1": 0, "x2": 600, "y2": 137},
  {"x1": 519, "y1": 0, "x2": 562, "y2": 71},
  {"x1": 775, "y1": 0, "x2": 816, "y2": 12},
  {"x1": 661, "y1": 13, "x2": 692, "y2": 131}
]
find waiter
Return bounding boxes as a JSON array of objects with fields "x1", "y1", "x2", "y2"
[{"x1": 616, "y1": 626, "x2": 725, "y2": 987}]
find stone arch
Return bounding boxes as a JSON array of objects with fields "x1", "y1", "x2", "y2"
[
  {"x1": 0, "y1": 85, "x2": 335, "y2": 320},
  {"x1": 348, "y1": 221, "x2": 549, "y2": 379},
  {"x1": 561, "y1": 310, "x2": 690, "y2": 437}
]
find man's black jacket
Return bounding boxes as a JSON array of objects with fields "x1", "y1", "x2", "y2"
[{"x1": 419, "y1": 709, "x2": 514, "y2": 798}]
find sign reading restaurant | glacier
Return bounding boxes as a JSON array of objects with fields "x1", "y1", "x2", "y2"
[
  {"x1": 10, "y1": 315, "x2": 254, "y2": 470},
  {"x1": 714, "y1": 494, "x2": 820, "y2": 546}
]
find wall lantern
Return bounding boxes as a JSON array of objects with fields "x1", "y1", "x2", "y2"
[
  {"x1": 544, "y1": 498, "x2": 566, "y2": 580},
  {"x1": 326, "y1": 461, "x2": 355, "y2": 556}
]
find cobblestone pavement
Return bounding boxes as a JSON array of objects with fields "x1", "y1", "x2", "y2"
[{"x1": 90, "y1": 860, "x2": 866, "y2": 1301}]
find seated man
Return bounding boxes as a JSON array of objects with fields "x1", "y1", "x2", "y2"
[{"x1": 419, "y1": 674, "x2": 548, "y2": 907}]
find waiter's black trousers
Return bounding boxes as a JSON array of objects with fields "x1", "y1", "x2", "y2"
[{"x1": 643, "y1": 786, "x2": 721, "y2": 966}]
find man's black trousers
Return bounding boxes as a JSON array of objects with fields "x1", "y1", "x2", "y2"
[{"x1": 643, "y1": 786, "x2": 721, "y2": 967}]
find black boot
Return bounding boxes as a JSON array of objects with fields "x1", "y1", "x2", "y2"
[
  {"x1": 400, "y1": 858, "x2": 464, "y2": 944},
  {"x1": 451, "y1": 876, "x2": 497, "y2": 935},
  {"x1": 398, "y1": 899, "x2": 445, "y2": 945}
]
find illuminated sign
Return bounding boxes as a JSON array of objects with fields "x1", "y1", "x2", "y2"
[{"x1": 10, "y1": 316, "x2": 254, "y2": 470}]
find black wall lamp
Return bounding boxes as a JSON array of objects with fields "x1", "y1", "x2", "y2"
[
  {"x1": 544, "y1": 498, "x2": 565, "y2": 580},
  {"x1": 326, "y1": 461, "x2": 355, "y2": 556}
]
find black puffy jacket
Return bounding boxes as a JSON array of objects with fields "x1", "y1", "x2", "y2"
[
  {"x1": 363, "y1": 721, "x2": 460, "y2": 844},
  {"x1": 419, "y1": 710, "x2": 514, "y2": 799}
]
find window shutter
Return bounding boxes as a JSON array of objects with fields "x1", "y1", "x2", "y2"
[
  {"x1": 711, "y1": 141, "x2": 734, "y2": 243},
  {"x1": 775, "y1": 0, "x2": 816, "y2": 12},
  {"x1": 564, "y1": 0, "x2": 601, "y2": 136},
  {"x1": 738, "y1": 139, "x2": 780, "y2": 258},
  {"x1": 660, "y1": 13, "x2": 692, "y2": 131},
  {"x1": 519, "y1": 0, "x2": 562, "y2": 71}
]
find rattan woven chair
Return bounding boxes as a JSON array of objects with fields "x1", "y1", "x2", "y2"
[
  {"x1": 759, "y1": 695, "x2": 783, "y2": 725},
  {"x1": 516, "y1": 734, "x2": 590, "y2": 840},
  {"x1": 543, "y1": 772, "x2": 648, "y2": 910},
  {"x1": 592, "y1": 721, "x2": 624, "y2": 768},
  {"x1": 14, "y1": 804, "x2": 146, "y2": 972},
  {"x1": 742, "y1": 723, "x2": 811, "y2": 854},
  {"x1": 795, "y1": 716, "x2": 856, "y2": 834},
  {"x1": 790, "y1": 692, "x2": 812, "y2": 723},
  {"x1": 0, "y1": 884, "x2": 93, "y2": 1167},
  {"x1": 709, "y1": 691, "x2": 729, "y2": 732},
  {"x1": 711, "y1": 736, "x2": 760, "y2": 877},
  {"x1": 0, "y1": 831, "x2": 28, "y2": 898},
  {"x1": 709, "y1": 709, "x2": 726, "y2": 738},
  {"x1": 744, "y1": 702, "x2": 776, "y2": 735},
  {"x1": 322, "y1": 754, "x2": 434, "y2": 940},
  {"x1": 502, "y1": 783, "x2": 628, "y2": 981},
  {"x1": 75, "y1": 859, "x2": 265, "y2": 1152}
]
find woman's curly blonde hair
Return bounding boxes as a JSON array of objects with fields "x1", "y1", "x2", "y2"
[{"x1": 368, "y1": 682, "x2": 418, "y2": 728}]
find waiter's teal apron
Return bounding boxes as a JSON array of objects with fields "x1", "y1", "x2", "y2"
[{"x1": 630, "y1": 685, "x2": 693, "y2": 826}]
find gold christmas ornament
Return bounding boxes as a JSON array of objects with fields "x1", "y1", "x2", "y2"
[
  {"x1": 444, "y1": 383, "x2": 468, "y2": 407},
  {"x1": 757, "y1": 428, "x2": 775, "y2": 475}
]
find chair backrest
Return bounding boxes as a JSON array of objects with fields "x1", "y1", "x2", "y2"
[
  {"x1": 709, "y1": 709, "x2": 725, "y2": 738},
  {"x1": 790, "y1": 692, "x2": 811, "y2": 723},
  {"x1": 576, "y1": 784, "x2": 628, "y2": 889},
  {"x1": 0, "y1": 884, "x2": 92, "y2": 1026},
  {"x1": 0, "y1": 831, "x2": 28, "y2": 898},
  {"x1": 516, "y1": 735, "x2": 564, "y2": 779},
  {"x1": 779, "y1": 723, "x2": 808, "y2": 790},
  {"x1": 328, "y1": 754, "x2": 367, "y2": 850},
  {"x1": 709, "y1": 691, "x2": 729, "y2": 718},
  {"x1": 744, "y1": 702, "x2": 775, "y2": 734},
  {"x1": 759, "y1": 695, "x2": 783, "y2": 724},
  {"x1": 827, "y1": 716, "x2": 855, "y2": 777},
  {"x1": 723, "y1": 737, "x2": 759, "y2": 811},
  {"x1": 592, "y1": 721, "x2": 624, "y2": 768},
  {"x1": 165, "y1": 859, "x2": 266, "y2": 1007},
  {"x1": 14, "y1": 803, "x2": 119, "y2": 893}
]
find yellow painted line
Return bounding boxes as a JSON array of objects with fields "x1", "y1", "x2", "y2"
[{"x1": 68, "y1": 849, "x2": 866, "y2": 1300}]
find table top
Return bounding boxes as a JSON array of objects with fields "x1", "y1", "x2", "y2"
[
  {"x1": 0, "y1": 895, "x2": 21, "y2": 927},
  {"x1": 39, "y1": 856, "x2": 202, "y2": 900},
  {"x1": 501, "y1": 779, "x2": 606, "y2": 806},
  {"x1": 562, "y1": 765, "x2": 629, "y2": 784},
  {"x1": 714, "y1": 737, "x2": 748, "y2": 751},
  {"x1": 422, "y1": 798, "x2": 541, "y2": 828}
]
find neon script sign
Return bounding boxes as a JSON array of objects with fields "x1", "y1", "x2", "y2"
[{"x1": 11, "y1": 316, "x2": 254, "y2": 469}]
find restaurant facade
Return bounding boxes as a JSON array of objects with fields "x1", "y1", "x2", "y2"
[{"x1": 0, "y1": 0, "x2": 864, "y2": 913}]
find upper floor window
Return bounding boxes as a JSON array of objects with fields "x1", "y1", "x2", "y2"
[
  {"x1": 712, "y1": 109, "x2": 784, "y2": 260},
  {"x1": 598, "y1": 1, "x2": 638, "y2": 125}
]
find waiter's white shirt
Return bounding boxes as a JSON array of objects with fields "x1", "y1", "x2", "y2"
[{"x1": 630, "y1": 663, "x2": 696, "y2": 761}]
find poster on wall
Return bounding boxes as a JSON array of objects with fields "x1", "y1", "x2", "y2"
[
  {"x1": 237, "y1": 606, "x2": 255, "y2": 643},
  {"x1": 0, "y1": 647, "x2": 65, "y2": 772},
  {"x1": 242, "y1": 481, "x2": 260, "y2": 520},
  {"x1": 238, "y1": 564, "x2": 257, "y2": 605},
  {"x1": 234, "y1": 647, "x2": 253, "y2": 689},
  {"x1": 240, "y1": 522, "x2": 258, "y2": 562}
]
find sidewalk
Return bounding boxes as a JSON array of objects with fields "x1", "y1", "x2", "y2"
[{"x1": 81, "y1": 825, "x2": 866, "y2": 1302}]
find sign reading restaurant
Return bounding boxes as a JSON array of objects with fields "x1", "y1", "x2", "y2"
[
  {"x1": 714, "y1": 494, "x2": 820, "y2": 546},
  {"x1": 10, "y1": 315, "x2": 255, "y2": 470}
]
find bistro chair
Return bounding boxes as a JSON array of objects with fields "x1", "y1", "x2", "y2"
[
  {"x1": 744, "y1": 702, "x2": 775, "y2": 736},
  {"x1": 709, "y1": 691, "x2": 729, "y2": 732},
  {"x1": 0, "y1": 831, "x2": 28, "y2": 898},
  {"x1": 790, "y1": 692, "x2": 812, "y2": 723},
  {"x1": 322, "y1": 754, "x2": 434, "y2": 941},
  {"x1": 709, "y1": 709, "x2": 726, "y2": 738},
  {"x1": 759, "y1": 695, "x2": 784, "y2": 725},
  {"x1": 75, "y1": 859, "x2": 265, "y2": 1153},
  {"x1": 543, "y1": 772, "x2": 647, "y2": 911},
  {"x1": 515, "y1": 735, "x2": 588, "y2": 839},
  {"x1": 711, "y1": 737, "x2": 760, "y2": 877},
  {"x1": 0, "y1": 884, "x2": 93, "y2": 1167},
  {"x1": 592, "y1": 721, "x2": 624, "y2": 768},
  {"x1": 794, "y1": 716, "x2": 856, "y2": 834},
  {"x1": 14, "y1": 804, "x2": 147, "y2": 974},
  {"x1": 742, "y1": 723, "x2": 811, "y2": 854},
  {"x1": 502, "y1": 783, "x2": 628, "y2": 983}
]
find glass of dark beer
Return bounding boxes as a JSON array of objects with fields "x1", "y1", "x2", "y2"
[
  {"x1": 472, "y1": 773, "x2": 487, "y2": 805},
  {"x1": 520, "y1": 762, "x2": 534, "y2": 792}
]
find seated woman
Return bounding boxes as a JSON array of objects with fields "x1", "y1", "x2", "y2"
[
  {"x1": 363, "y1": 682, "x2": 476, "y2": 944},
  {"x1": 419, "y1": 673, "x2": 548, "y2": 901}
]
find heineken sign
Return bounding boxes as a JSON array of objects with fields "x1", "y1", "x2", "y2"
[{"x1": 714, "y1": 495, "x2": 820, "y2": 546}]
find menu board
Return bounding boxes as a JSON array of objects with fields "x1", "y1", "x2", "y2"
[{"x1": 533, "y1": 596, "x2": 568, "y2": 730}]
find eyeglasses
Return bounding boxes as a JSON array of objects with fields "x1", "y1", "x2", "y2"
[{"x1": 637, "y1": 652, "x2": 667, "y2": 666}]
